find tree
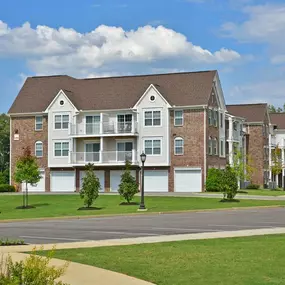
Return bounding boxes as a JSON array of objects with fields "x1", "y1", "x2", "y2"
[
  {"x1": 118, "y1": 160, "x2": 138, "y2": 204},
  {"x1": 14, "y1": 147, "x2": 41, "y2": 208},
  {"x1": 0, "y1": 114, "x2": 10, "y2": 183},
  {"x1": 268, "y1": 104, "x2": 285, "y2": 113},
  {"x1": 271, "y1": 145, "x2": 282, "y2": 178},
  {"x1": 206, "y1": 168, "x2": 223, "y2": 192},
  {"x1": 221, "y1": 165, "x2": 238, "y2": 201},
  {"x1": 232, "y1": 150, "x2": 256, "y2": 185},
  {"x1": 79, "y1": 163, "x2": 100, "y2": 208}
]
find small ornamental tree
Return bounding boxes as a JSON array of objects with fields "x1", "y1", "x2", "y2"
[
  {"x1": 14, "y1": 146, "x2": 41, "y2": 208},
  {"x1": 118, "y1": 160, "x2": 138, "y2": 204},
  {"x1": 80, "y1": 163, "x2": 100, "y2": 208},
  {"x1": 221, "y1": 165, "x2": 238, "y2": 201},
  {"x1": 271, "y1": 145, "x2": 282, "y2": 178}
]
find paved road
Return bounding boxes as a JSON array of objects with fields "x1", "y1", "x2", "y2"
[{"x1": 1, "y1": 207, "x2": 285, "y2": 244}]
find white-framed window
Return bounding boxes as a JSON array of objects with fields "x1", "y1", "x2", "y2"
[
  {"x1": 174, "y1": 137, "x2": 184, "y2": 155},
  {"x1": 213, "y1": 137, "x2": 218, "y2": 155},
  {"x1": 220, "y1": 113, "x2": 223, "y2": 128},
  {"x1": 174, "y1": 110, "x2": 183, "y2": 126},
  {"x1": 54, "y1": 114, "x2": 69, "y2": 130},
  {"x1": 208, "y1": 136, "x2": 212, "y2": 155},
  {"x1": 213, "y1": 111, "x2": 218, "y2": 127},
  {"x1": 54, "y1": 142, "x2": 69, "y2": 157},
  {"x1": 208, "y1": 109, "x2": 212, "y2": 126},
  {"x1": 35, "y1": 116, "x2": 43, "y2": 131},
  {"x1": 144, "y1": 110, "x2": 161, "y2": 126},
  {"x1": 35, "y1": 141, "x2": 43, "y2": 157},
  {"x1": 144, "y1": 139, "x2": 161, "y2": 155},
  {"x1": 220, "y1": 140, "x2": 224, "y2": 156}
]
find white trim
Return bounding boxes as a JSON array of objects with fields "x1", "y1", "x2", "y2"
[
  {"x1": 174, "y1": 137, "x2": 184, "y2": 155},
  {"x1": 166, "y1": 108, "x2": 170, "y2": 166},
  {"x1": 143, "y1": 137, "x2": 162, "y2": 156},
  {"x1": 35, "y1": 141, "x2": 43, "y2": 158},
  {"x1": 143, "y1": 109, "x2": 162, "y2": 127},
  {"x1": 8, "y1": 112, "x2": 45, "y2": 117},
  {"x1": 203, "y1": 107, "x2": 207, "y2": 187},
  {"x1": 35, "y1": 115, "x2": 43, "y2": 131},
  {"x1": 174, "y1": 110, "x2": 184, "y2": 126},
  {"x1": 171, "y1": 105, "x2": 207, "y2": 110},
  {"x1": 175, "y1": 167, "x2": 202, "y2": 171},
  {"x1": 133, "y1": 84, "x2": 172, "y2": 109},
  {"x1": 44, "y1": 90, "x2": 78, "y2": 112},
  {"x1": 9, "y1": 118, "x2": 12, "y2": 185}
]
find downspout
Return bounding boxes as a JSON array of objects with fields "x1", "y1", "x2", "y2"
[
  {"x1": 9, "y1": 115, "x2": 12, "y2": 186},
  {"x1": 203, "y1": 106, "x2": 207, "y2": 190}
]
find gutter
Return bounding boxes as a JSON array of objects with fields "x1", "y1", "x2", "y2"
[{"x1": 203, "y1": 106, "x2": 207, "y2": 188}]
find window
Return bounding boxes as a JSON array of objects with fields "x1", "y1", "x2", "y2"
[
  {"x1": 35, "y1": 141, "x2": 43, "y2": 157},
  {"x1": 117, "y1": 141, "x2": 133, "y2": 161},
  {"x1": 144, "y1": 139, "x2": 161, "y2": 155},
  {"x1": 220, "y1": 113, "x2": 223, "y2": 128},
  {"x1": 208, "y1": 137, "x2": 212, "y2": 155},
  {"x1": 212, "y1": 111, "x2": 218, "y2": 127},
  {"x1": 117, "y1": 114, "x2": 132, "y2": 133},
  {"x1": 233, "y1": 122, "x2": 238, "y2": 131},
  {"x1": 86, "y1": 115, "x2": 100, "y2": 135},
  {"x1": 150, "y1": 95, "x2": 156, "y2": 102},
  {"x1": 144, "y1": 110, "x2": 161, "y2": 126},
  {"x1": 208, "y1": 109, "x2": 212, "y2": 125},
  {"x1": 174, "y1": 137, "x2": 184, "y2": 155},
  {"x1": 174, "y1": 110, "x2": 183, "y2": 126},
  {"x1": 220, "y1": 140, "x2": 224, "y2": 156},
  {"x1": 213, "y1": 138, "x2": 218, "y2": 155},
  {"x1": 54, "y1": 142, "x2": 69, "y2": 157},
  {"x1": 54, "y1": 114, "x2": 69, "y2": 130},
  {"x1": 35, "y1": 116, "x2": 43, "y2": 131}
]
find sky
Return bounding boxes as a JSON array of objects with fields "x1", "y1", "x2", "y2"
[{"x1": 0, "y1": 0, "x2": 285, "y2": 113}]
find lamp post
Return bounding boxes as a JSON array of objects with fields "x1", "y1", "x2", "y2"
[{"x1": 139, "y1": 152, "x2": 147, "y2": 210}]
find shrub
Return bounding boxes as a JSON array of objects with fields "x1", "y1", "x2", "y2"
[
  {"x1": 246, "y1": 184, "x2": 260, "y2": 190},
  {"x1": 0, "y1": 239, "x2": 24, "y2": 246},
  {"x1": 0, "y1": 184, "x2": 16, "y2": 193},
  {"x1": 80, "y1": 163, "x2": 101, "y2": 208},
  {"x1": 206, "y1": 168, "x2": 223, "y2": 192},
  {"x1": 0, "y1": 169, "x2": 9, "y2": 184},
  {"x1": 118, "y1": 160, "x2": 138, "y2": 204},
  {"x1": 221, "y1": 166, "x2": 238, "y2": 200},
  {"x1": 0, "y1": 248, "x2": 69, "y2": 285}
]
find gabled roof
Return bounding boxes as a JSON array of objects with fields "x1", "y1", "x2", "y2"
[
  {"x1": 270, "y1": 113, "x2": 285, "y2": 129},
  {"x1": 226, "y1": 103, "x2": 268, "y2": 123},
  {"x1": 8, "y1": 70, "x2": 217, "y2": 114}
]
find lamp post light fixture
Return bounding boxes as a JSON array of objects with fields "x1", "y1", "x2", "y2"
[{"x1": 139, "y1": 152, "x2": 147, "y2": 211}]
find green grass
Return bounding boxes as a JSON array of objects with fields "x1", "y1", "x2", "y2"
[
  {"x1": 39, "y1": 235, "x2": 285, "y2": 285},
  {"x1": 1, "y1": 194, "x2": 285, "y2": 220},
  {"x1": 240, "y1": 189, "x2": 285, "y2": 196}
]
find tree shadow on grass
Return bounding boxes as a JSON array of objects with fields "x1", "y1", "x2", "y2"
[
  {"x1": 120, "y1": 202, "x2": 140, "y2": 206},
  {"x1": 237, "y1": 190, "x2": 248, "y2": 194},
  {"x1": 29, "y1": 203, "x2": 50, "y2": 207},
  {"x1": 77, "y1": 207, "x2": 104, "y2": 211}
]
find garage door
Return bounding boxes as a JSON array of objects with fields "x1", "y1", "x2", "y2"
[
  {"x1": 110, "y1": 170, "x2": 136, "y2": 192},
  {"x1": 144, "y1": 170, "x2": 168, "y2": 192},
  {"x1": 51, "y1": 171, "x2": 75, "y2": 192},
  {"x1": 22, "y1": 170, "x2": 45, "y2": 192},
  {"x1": 174, "y1": 168, "x2": 202, "y2": 192},
  {"x1": 80, "y1": 170, "x2": 105, "y2": 192}
]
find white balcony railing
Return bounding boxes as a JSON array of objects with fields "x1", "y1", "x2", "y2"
[
  {"x1": 226, "y1": 129, "x2": 241, "y2": 141},
  {"x1": 69, "y1": 122, "x2": 138, "y2": 136},
  {"x1": 70, "y1": 151, "x2": 138, "y2": 165}
]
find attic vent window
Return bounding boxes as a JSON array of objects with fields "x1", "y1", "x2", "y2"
[
  {"x1": 150, "y1": 95, "x2": 156, "y2": 102},
  {"x1": 59, "y1": 100, "x2": 64, "y2": 106}
]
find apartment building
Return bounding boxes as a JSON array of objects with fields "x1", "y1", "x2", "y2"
[
  {"x1": 226, "y1": 104, "x2": 270, "y2": 187},
  {"x1": 9, "y1": 70, "x2": 227, "y2": 193}
]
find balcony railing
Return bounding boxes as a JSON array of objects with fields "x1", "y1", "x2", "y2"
[
  {"x1": 70, "y1": 150, "x2": 138, "y2": 165},
  {"x1": 69, "y1": 122, "x2": 138, "y2": 136},
  {"x1": 226, "y1": 130, "x2": 241, "y2": 141}
]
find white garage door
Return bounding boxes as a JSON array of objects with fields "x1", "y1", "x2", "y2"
[
  {"x1": 174, "y1": 168, "x2": 202, "y2": 192},
  {"x1": 51, "y1": 171, "x2": 75, "y2": 192},
  {"x1": 80, "y1": 170, "x2": 105, "y2": 192},
  {"x1": 22, "y1": 170, "x2": 45, "y2": 192},
  {"x1": 144, "y1": 170, "x2": 168, "y2": 192},
  {"x1": 110, "y1": 170, "x2": 136, "y2": 192}
]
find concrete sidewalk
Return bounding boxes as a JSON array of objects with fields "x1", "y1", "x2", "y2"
[{"x1": 2, "y1": 252, "x2": 154, "y2": 285}]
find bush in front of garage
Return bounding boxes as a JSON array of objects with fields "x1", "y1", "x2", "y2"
[
  {"x1": 0, "y1": 184, "x2": 16, "y2": 193},
  {"x1": 206, "y1": 168, "x2": 223, "y2": 192}
]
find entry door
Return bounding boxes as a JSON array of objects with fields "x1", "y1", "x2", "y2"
[
  {"x1": 117, "y1": 142, "x2": 133, "y2": 162},
  {"x1": 117, "y1": 114, "x2": 132, "y2": 133},
  {"x1": 86, "y1": 116, "x2": 100, "y2": 135},
  {"x1": 85, "y1": 143, "x2": 100, "y2": 162}
]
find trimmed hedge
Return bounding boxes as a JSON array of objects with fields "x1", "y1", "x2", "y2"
[
  {"x1": 246, "y1": 184, "x2": 260, "y2": 190},
  {"x1": 0, "y1": 184, "x2": 16, "y2": 193},
  {"x1": 206, "y1": 168, "x2": 223, "y2": 192}
]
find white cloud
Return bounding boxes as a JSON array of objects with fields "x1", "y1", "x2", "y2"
[
  {"x1": 0, "y1": 20, "x2": 241, "y2": 75},
  {"x1": 221, "y1": 4, "x2": 285, "y2": 64}
]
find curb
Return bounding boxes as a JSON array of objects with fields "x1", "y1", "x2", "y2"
[{"x1": 0, "y1": 205, "x2": 283, "y2": 223}]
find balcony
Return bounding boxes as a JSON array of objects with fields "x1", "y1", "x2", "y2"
[
  {"x1": 226, "y1": 129, "x2": 241, "y2": 141},
  {"x1": 271, "y1": 136, "x2": 276, "y2": 147},
  {"x1": 70, "y1": 122, "x2": 138, "y2": 137},
  {"x1": 70, "y1": 150, "x2": 138, "y2": 165}
]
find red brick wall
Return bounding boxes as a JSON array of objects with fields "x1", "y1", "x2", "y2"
[
  {"x1": 169, "y1": 109, "x2": 205, "y2": 191},
  {"x1": 11, "y1": 116, "x2": 49, "y2": 191}
]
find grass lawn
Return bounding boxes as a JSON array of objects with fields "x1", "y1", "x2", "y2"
[
  {"x1": 39, "y1": 234, "x2": 285, "y2": 285},
  {"x1": 1, "y1": 194, "x2": 285, "y2": 220},
  {"x1": 240, "y1": 189, "x2": 285, "y2": 196}
]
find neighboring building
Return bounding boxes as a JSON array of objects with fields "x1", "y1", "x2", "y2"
[
  {"x1": 8, "y1": 70, "x2": 227, "y2": 193},
  {"x1": 226, "y1": 104, "x2": 270, "y2": 187},
  {"x1": 269, "y1": 113, "x2": 285, "y2": 188}
]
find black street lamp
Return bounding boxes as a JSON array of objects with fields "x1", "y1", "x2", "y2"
[{"x1": 139, "y1": 152, "x2": 147, "y2": 210}]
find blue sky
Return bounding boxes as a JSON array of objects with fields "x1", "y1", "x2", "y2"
[{"x1": 1, "y1": 0, "x2": 285, "y2": 113}]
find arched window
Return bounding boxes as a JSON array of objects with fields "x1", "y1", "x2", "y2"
[
  {"x1": 208, "y1": 136, "x2": 212, "y2": 155},
  {"x1": 35, "y1": 141, "x2": 43, "y2": 157},
  {"x1": 174, "y1": 137, "x2": 184, "y2": 155}
]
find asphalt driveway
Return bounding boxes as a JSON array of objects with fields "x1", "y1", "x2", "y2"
[{"x1": 1, "y1": 207, "x2": 285, "y2": 244}]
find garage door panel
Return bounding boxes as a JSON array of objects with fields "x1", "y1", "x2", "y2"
[
  {"x1": 51, "y1": 171, "x2": 75, "y2": 192},
  {"x1": 110, "y1": 170, "x2": 136, "y2": 192},
  {"x1": 175, "y1": 168, "x2": 201, "y2": 192},
  {"x1": 80, "y1": 170, "x2": 105, "y2": 192},
  {"x1": 144, "y1": 170, "x2": 168, "y2": 192},
  {"x1": 22, "y1": 170, "x2": 45, "y2": 192}
]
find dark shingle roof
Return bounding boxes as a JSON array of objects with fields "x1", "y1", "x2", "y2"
[
  {"x1": 270, "y1": 113, "x2": 285, "y2": 129},
  {"x1": 8, "y1": 70, "x2": 217, "y2": 114},
  {"x1": 226, "y1": 103, "x2": 268, "y2": 123}
]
